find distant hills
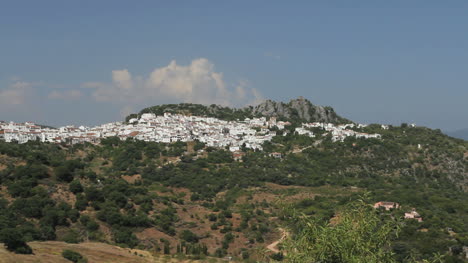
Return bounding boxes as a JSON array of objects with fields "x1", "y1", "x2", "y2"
[
  {"x1": 446, "y1": 128, "x2": 468, "y2": 141},
  {"x1": 127, "y1": 97, "x2": 350, "y2": 124},
  {"x1": 130, "y1": 97, "x2": 466, "y2": 142}
]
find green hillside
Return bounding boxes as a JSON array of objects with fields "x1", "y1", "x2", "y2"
[
  {"x1": 127, "y1": 103, "x2": 254, "y2": 122},
  {"x1": 0, "y1": 120, "x2": 467, "y2": 262}
]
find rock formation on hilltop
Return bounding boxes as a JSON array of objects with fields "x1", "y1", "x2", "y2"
[
  {"x1": 247, "y1": 96, "x2": 349, "y2": 123},
  {"x1": 130, "y1": 96, "x2": 349, "y2": 124}
]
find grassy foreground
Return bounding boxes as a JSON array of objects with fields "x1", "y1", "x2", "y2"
[{"x1": 0, "y1": 241, "x2": 224, "y2": 263}]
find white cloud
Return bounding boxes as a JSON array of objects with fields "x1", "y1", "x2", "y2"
[
  {"x1": 112, "y1": 69, "x2": 133, "y2": 90},
  {"x1": 48, "y1": 89, "x2": 82, "y2": 100},
  {"x1": 85, "y1": 58, "x2": 262, "y2": 110},
  {"x1": 0, "y1": 81, "x2": 34, "y2": 106},
  {"x1": 250, "y1": 87, "x2": 264, "y2": 106}
]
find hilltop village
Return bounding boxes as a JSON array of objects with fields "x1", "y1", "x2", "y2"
[{"x1": 0, "y1": 113, "x2": 381, "y2": 150}]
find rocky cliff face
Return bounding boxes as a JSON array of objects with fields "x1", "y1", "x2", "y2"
[
  {"x1": 131, "y1": 97, "x2": 349, "y2": 124},
  {"x1": 247, "y1": 97, "x2": 349, "y2": 123}
]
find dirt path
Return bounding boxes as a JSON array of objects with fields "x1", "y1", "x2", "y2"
[
  {"x1": 266, "y1": 228, "x2": 288, "y2": 253},
  {"x1": 291, "y1": 144, "x2": 316, "y2": 154}
]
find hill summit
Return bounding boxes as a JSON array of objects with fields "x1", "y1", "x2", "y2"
[
  {"x1": 127, "y1": 97, "x2": 349, "y2": 123},
  {"x1": 249, "y1": 96, "x2": 349, "y2": 123}
]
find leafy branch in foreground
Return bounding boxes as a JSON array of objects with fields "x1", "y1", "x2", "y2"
[{"x1": 281, "y1": 196, "x2": 400, "y2": 263}]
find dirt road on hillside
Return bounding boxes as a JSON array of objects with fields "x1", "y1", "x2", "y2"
[{"x1": 266, "y1": 228, "x2": 288, "y2": 253}]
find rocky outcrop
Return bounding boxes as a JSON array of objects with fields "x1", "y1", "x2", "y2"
[
  {"x1": 131, "y1": 97, "x2": 349, "y2": 124},
  {"x1": 247, "y1": 96, "x2": 348, "y2": 123}
]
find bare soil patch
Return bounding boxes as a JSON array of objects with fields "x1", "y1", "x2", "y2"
[
  {"x1": 122, "y1": 174, "x2": 142, "y2": 184},
  {"x1": 50, "y1": 184, "x2": 77, "y2": 206}
]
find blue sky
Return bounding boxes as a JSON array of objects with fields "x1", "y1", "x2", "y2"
[{"x1": 1, "y1": 1, "x2": 467, "y2": 131}]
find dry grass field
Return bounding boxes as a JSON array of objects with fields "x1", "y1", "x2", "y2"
[{"x1": 0, "y1": 241, "x2": 224, "y2": 263}]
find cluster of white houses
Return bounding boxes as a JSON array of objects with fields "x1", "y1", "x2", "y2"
[
  {"x1": 0, "y1": 113, "x2": 381, "y2": 151},
  {"x1": 300, "y1": 122, "x2": 382, "y2": 142},
  {"x1": 374, "y1": 201, "x2": 423, "y2": 222}
]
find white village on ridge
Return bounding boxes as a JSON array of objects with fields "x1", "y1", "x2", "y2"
[{"x1": 0, "y1": 113, "x2": 382, "y2": 151}]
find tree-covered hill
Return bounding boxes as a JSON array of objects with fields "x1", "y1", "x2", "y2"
[
  {"x1": 0, "y1": 121, "x2": 467, "y2": 261},
  {"x1": 127, "y1": 103, "x2": 254, "y2": 122},
  {"x1": 127, "y1": 97, "x2": 350, "y2": 124}
]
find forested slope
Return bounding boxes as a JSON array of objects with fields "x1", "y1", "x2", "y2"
[{"x1": 0, "y1": 121, "x2": 467, "y2": 262}]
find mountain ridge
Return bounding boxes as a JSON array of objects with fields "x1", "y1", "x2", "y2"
[{"x1": 127, "y1": 97, "x2": 350, "y2": 124}]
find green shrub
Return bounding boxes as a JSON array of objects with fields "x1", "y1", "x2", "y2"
[
  {"x1": 62, "y1": 249, "x2": 87, "y2": 263},
  {"x1": 62, "y1": 230, "x2": 81, "y2": 243},
  {"x1": 180, "y1": 230, "x2": 199, "y2": 243},
  {"x1": 282, "y1": 197, "x2": 399, "y2": 263},
  {"x1": 69, "y1": 180, "x2": 83, "y2": 194},
  {"x1": 0, "y1": 228, "x2": 33, "y2": 254}
]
